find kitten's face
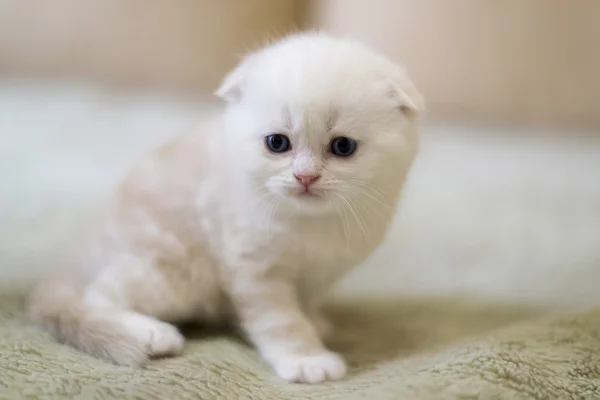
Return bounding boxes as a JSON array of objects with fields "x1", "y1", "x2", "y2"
[
  {"x1": 224, "y1": 100, "x2": 414, "y2": 216},
  {"x1": 218, "y1": 34, "x2": 422, "y2": 217}
]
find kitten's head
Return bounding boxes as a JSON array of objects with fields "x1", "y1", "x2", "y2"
[{"x1": 216, "y1": 33, "x2": 424, "y2": 217}]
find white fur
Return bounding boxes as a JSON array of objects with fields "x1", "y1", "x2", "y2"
[{"x1": 28, "y1": 33, "x2": 422, "y2": 383}]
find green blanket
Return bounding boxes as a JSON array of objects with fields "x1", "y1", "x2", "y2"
[{"x1": 1, "y1": 286, "x2": 599, "y2": 399}]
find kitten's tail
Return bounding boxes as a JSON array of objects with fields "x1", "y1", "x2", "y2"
[{"x1": 29, "y1": 280, "x2": 154, "y2": 366}]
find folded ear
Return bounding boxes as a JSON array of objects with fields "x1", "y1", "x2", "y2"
[
  {"x1": 386, "y1": 71, "x2": 426, "y2": 117},
  {"x1": 214, "y1": 54, "x2": 259, "y2": 103}
]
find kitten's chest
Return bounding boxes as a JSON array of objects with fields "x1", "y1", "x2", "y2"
[{"x1": 288, "y1": 224, "x2": 373, "y2": 301}]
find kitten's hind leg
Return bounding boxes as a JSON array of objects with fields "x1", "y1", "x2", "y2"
[
  {"x1": 103, "y1": 311, "x2": 185, "y2": 361},
  {"x1": 30, "y1": 281, "x2": 185, "y2": 366}
]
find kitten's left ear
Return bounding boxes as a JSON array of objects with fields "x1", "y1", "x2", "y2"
[
  {"x1": 214, "y1": 54, "x2": 259, "y2": 103},
  {"x1": 387, "y1": 73, "x2": 426, "y2": 117}
]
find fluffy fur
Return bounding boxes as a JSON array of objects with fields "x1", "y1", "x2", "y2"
[{"x1": 29, "y1": 33, "x2": 423, "y2": 383}]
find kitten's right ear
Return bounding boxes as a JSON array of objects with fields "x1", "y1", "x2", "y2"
[
  {"x1": 214, "y1": 54, "x2": 258, "y2": 103},
  {"x1": 387, "y1": 75, "x2": 426, "y2": 118}
]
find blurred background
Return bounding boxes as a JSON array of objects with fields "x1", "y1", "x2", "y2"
[
  {"x1": 0, "y1": 1, "x2": 599, "y2": 309},
  {"x1": 2, "y1": 0, "x2": 599, "y2": 128}
]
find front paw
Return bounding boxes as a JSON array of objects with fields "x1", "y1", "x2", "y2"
[{"x1": 274, "y1": 351, "x2": 347, "y2": 383}]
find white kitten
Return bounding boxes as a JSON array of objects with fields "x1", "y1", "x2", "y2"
[{"x1": 29, "y1": 32, "x2": 423, "y2": 383}]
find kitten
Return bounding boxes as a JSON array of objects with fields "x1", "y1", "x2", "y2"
[{"x1": 29, "y1": 32, "x2": 424, "y2": 383}]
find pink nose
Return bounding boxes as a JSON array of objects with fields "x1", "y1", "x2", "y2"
[{"x1": 294, "y1": 174, "x2": 320, "y2": 186}]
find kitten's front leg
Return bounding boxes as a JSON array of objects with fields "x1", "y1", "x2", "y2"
[
  {"x1": 306, "y1": 306, "x2": 334, "y2": 342},
  {"x1": 230, "y1": 278, "x2": 346, "y2": 383}
]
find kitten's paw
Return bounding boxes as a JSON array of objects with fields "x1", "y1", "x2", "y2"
[
  {"x1": 121, "y1": 313, "x2": 185, "y2": 358},
  {"x1": 146, "y1": 321, "x2": 185, "y2": 357},
  {"x1": 274, "y1": 351, "x2": 347, "y2": 383}
]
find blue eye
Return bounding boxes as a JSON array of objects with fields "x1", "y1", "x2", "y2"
[
  {"x1": 265, "y1": 134, "x2": 291, "y2": 153},
  {"x1": 330, "y1": 137, "x2": 357, "y2": 157}
]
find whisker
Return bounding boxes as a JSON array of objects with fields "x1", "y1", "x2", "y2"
[
  {"x1": 343, "y1": 182, "x2": 391, "y2": 211},
  {"x1": 348, "y1": 197, "x2": 370, "y2": 244},
  {"x1": 249, "y1": 190, "x2": 272, "y2": 214},
  {"x1": 342, "y1": 187, "x2": 387, "y2": 217},
  {"x1": 346, "y1": 177, "x2": 387, "y2": 192},
  {"x1": 266, "y1": 197, "x2": 281, "y2": 238},
  {"x1": 331, "y1": 195, "x2": 350, "y2": 250},
  {"x1": 346, "y1": 179, "x2": 388, "y2": 201},
  {"x1": 346, "y1": 193, "x2": 379, "y2": 222},
  {"x1": 336, "y1": 193, "x2": 369, "y2": 243}
]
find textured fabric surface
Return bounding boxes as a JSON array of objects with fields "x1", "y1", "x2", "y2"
[{"x1": 1, "y1": 287, "x2": 600, "y2": 399}]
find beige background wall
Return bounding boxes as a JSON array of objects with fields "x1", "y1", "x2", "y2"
[
  {"x1": 0, "y1": 0, "x2": 598, "y2": 128},
  {"x1": 306, "y1": 0, "x2": 600, "y2": 129},
  {"x1": 0, "y1": 0, "x2": 301, "y2": 92}
]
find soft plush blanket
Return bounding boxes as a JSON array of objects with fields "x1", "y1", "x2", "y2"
[
  {"x1": 2, "y1": 287, "x2": 599, "y2": 399},
  {"x1": 1, "y1": 82, "x2": 599, "y2": 399}
]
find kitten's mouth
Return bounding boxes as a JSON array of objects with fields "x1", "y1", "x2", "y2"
[{"x1": 296, "y1": 188, "x2": 321, "y2": 198}]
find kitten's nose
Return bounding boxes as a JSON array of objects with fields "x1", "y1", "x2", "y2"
[{"x1": 294, "y1": 173, "x2": 320, "y2": 187}]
